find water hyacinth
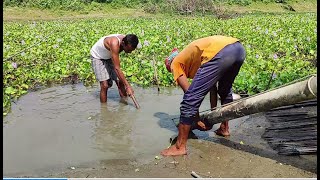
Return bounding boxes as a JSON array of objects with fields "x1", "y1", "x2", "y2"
[
  {"x1": 21, "y1": 40, "x2": 25, "y2": 45},
  {"x1": 57, "y1": 38, "x2": 62, "y2": 42},
  {"x1": 144, "y1": 40, "x2": 150, "y2": 46},
  {"x1": 306, "y1": 37, "x2": 311, "y2": 41},
  {"x1": 166, "y1": 35, "x2": 171, "y2": 43},
  {"x1": 265, "y1": 29, "x2": 268, "y2": 34},
  {"x1": 21, "y1": 52, "x2": 26, "y2": 57},
  {"x1": 273, "y1": 53, "x2": 278, "y2": 59},
  {"x1": 272, "y1": 32, "x2": 277, "y2": 36},
  {"x1": 272, "y1": 73, "x2": 277, "y2": 79},
  {"x1": 136, "y1": 43, "x2": 142, "y2": 49},
  {"x1": 11, "y1": 62, "x2": 17, "y2": 69},
  {"x1": 30, "y1": 22, "x2": 36, "y2": 28},
  {"x1": 2, "y1": 13, "x2": 317, "y2": 117}
]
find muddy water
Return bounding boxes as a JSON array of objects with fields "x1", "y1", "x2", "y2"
[{"x1": 3, "y1": 83, "x2": 212, "y2": 177}]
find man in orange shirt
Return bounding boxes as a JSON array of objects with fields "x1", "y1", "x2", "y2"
[{"x1": 161, "y1": 35, "x2": 246, "y2": 156}]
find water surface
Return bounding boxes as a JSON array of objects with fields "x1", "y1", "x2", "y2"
[{"x1": 4, "y1": 83, "x2": 212, "y2": 176}]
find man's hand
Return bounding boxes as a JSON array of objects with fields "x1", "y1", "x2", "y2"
[
  {"x1": 125, "y1": 85, "x2": 134, "y2": 97},
  {"x1": 195, "y1": 120, "x2": 213, "y2": 131},
  {"x1": 118, "y1": 87, "x2": 127, "y2": 98},
  {"x1": 197, "y1": 121, "x2": 207, "y2": 131}
]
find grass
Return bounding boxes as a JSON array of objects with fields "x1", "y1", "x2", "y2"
[
  {"x1": 3, "y1": 6, "x2": 152, "y2": 21},
  {"x1": 3, "y1": 0, "x2": 317, "y2": 21},
  {"x1": 226, "y1": 0, "x2": 317, "y2": 13}
]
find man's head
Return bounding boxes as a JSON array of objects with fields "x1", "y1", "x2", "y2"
[
  {"x1": 121, "y1": 34, "x2": 139, "y2": 53},
  {"x1": 164, "y1": 48, "x2": 179, "y2": 72}
]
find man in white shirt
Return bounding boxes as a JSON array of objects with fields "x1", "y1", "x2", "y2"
[{"x1": 90, "y1": 34, "x2": 139, "y2": 103}]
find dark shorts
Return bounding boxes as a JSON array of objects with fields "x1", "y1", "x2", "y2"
[{"x1": 180, "y1": 41, "x2": 246, "y2": 125}]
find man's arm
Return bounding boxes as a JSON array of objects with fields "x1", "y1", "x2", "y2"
[
  {"x1": 176, "y1": 75, "x2": 190, "y2": 93},
  {"x1": 177, "y1": 75, "x2": 208, "y2": 130},
  {"x1": 109, "y1": 40, "x2": 133, "y2": 96}
]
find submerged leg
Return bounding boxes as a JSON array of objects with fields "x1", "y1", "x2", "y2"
[{"x1": 100, "y1": 81, "x2": 109, "y2": 103}]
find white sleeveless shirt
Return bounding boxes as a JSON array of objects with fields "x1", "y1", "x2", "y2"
[{"x1": 90, "y1": 34, "x2": 122, "y2": 59}]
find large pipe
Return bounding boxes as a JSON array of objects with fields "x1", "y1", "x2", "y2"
[{"x1": 200, "y1": 75, "x2": 317, "y2": 127}]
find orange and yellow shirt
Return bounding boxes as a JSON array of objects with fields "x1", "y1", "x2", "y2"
[{"x1": 170, "y1": 35, "x2": 239, "y2": 82}]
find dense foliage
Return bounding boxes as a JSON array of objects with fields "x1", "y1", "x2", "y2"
[
  {"x1": 3, "y1": 0, "x2": 296, "y2": 11},
  {"x1": 3, "y1": 13, "x2": 317, "y2": 115}
]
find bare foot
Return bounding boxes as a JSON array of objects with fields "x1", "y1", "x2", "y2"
[
  {"x1": 214, "y1": 128, "x2": 230, "y2": 137},
  {"x1": 160, "y1": 145, "x2": 187, "y2": 156}
]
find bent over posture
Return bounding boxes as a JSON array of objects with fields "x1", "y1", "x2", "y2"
[
  {"x1": 90, "y1": 34, "x2": 139, "y2": 103},
  {"x1": 161, "y1": 35, "x2": 246, "y2": 156}
]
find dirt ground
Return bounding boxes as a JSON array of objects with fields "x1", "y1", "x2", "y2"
[
  {"x1": 43, "y1": 113, "x2": 317, "y2": 178},
  {"x1": 44, "y1": 140, "x2": 316, "y2": 178}
]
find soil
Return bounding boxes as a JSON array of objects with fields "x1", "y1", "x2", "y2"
[{"x1": 44, "y1": 139, "x2": 316, "y2": 178}]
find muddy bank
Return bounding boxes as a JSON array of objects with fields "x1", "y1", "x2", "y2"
[{"x1": 45, "y1": 138, "x2": 316, "y2": 178}]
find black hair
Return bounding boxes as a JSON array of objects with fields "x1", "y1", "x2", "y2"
[{"x1": 123, "y1": 34, "x2": 139, "y2": 48}]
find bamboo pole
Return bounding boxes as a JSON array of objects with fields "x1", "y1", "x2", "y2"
[{"x1": 200, "y1": 75, "x2": 317, "y2": 127}]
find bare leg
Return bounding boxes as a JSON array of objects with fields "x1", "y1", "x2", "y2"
[
  {"x1": 215, "y1": 121, "x2": 230, "y2": 136},
  {"x1": 100, "y1": 81, "x2": 108, "y2": 103},
  {"x1": 161, "y1": 123, "x2": 190, "y2": 156}
]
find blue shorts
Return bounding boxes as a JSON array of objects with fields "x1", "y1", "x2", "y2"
[{"x1": 180, "y1": 42, "x2": 246, "y2": 125}]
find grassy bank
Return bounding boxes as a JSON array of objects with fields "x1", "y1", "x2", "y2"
[{"x1": 3, "y1": 0, "x2": 317, "y2": 21}]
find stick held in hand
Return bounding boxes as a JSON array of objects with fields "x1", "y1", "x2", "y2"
[{"x1": 130, "y1": 94, "x2": 140, "y2": 109}]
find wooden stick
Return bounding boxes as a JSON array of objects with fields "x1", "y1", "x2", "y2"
[
  {"x1": 130, "y1": 94, "x2": 140, "y2": 109},
  {"x1": 152, "y1": 55, "x2": 160, "y2": 93}
]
